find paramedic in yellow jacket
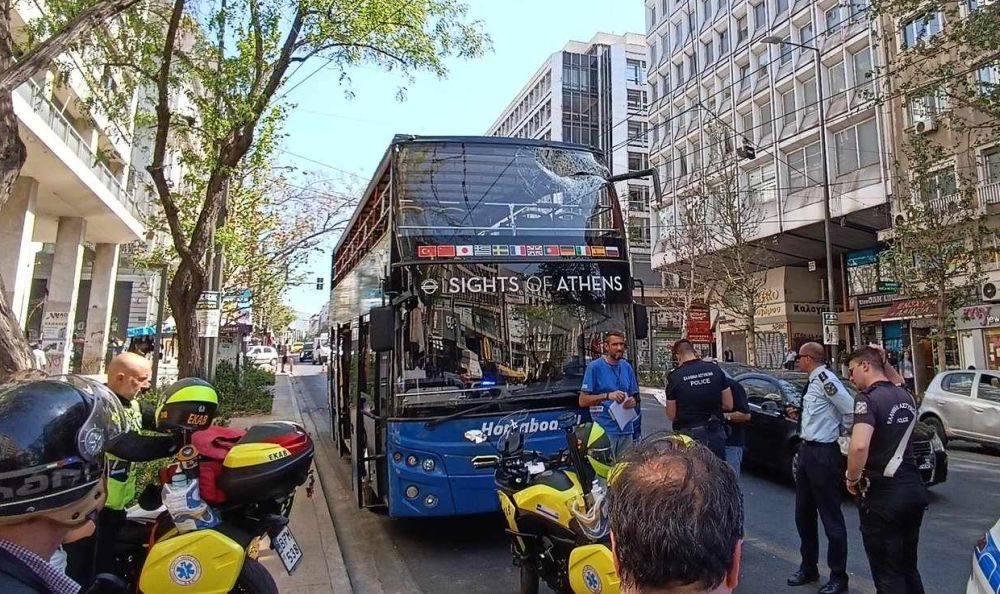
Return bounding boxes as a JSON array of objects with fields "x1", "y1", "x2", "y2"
[{"x1": 65, "y1": 352, "x2": 180, "y2": 583}]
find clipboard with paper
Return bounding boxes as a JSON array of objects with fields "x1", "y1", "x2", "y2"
[{"x1": 609, "y1": 399, "x2": 638, "y2": 430}]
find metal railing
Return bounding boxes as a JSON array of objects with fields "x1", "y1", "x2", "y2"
[
  {"x1": 14, "y1": 76, "x2": 144, "y2": 221},
  {"x1": 979, "y1": 180, "x2": 1000, "y2": 206}
]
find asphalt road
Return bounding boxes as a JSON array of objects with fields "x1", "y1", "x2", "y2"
[{"x1": 290, "y1": 365, "x2": 1000, "y2": 594}]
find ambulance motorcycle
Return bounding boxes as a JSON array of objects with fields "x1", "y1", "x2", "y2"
[
  {"x1": 465, "y1": 411, "x2": 624, "y2": 594},
  {"x1": 107, "y1": 379, "x2": 315, "y2": 594}
]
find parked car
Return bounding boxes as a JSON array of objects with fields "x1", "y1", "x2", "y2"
[
  {"x1": 968, "y1": 516, "x2": 1000, "y2": 594},
  {"x1": 920, "y1": 370, "x2": 1000, "y2": 449},
  {"x1": 730, "y1": 368, "x2": 948, "y2": 487},
  {"x1": 290, "y1": 341, "x2": 304, "y2": 353},
  {"x1": 246, "y1": 345, "x2": 279, "y2": 367},
  {"x1": 299, "y1": 343, "x2": 314, "y2": 363}
]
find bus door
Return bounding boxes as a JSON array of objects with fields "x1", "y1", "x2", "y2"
[
  {"x1": 351, "y1": 317, "x2": 388, "y2": 509},
  {"x1": 333, "y1": 323, "x2": 352, "y2": 457}
]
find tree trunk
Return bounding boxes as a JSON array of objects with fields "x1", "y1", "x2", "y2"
[
  {"x1": 0, "y1": 14, "x2": 32, "y2": 378},
  {"x1": 168, "y1": 260, "x2": 205, "y2": 378},
  {"x1": 745, "y1": 317, "x2": 757, "y2": 367}
]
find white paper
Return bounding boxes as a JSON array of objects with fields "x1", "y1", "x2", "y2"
[{"x1": 609, "y1": 400, "x2": 639, "y2": 430}]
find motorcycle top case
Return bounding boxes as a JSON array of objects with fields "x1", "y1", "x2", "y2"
[{"x1": 218, "y1": 421, "x2": 314, "y2": 503}]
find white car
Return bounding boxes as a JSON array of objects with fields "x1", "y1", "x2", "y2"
[
  {"x1": 968, "y1": 516, "x2": 1000, "y2": 594},
  {"x1": 918, "y1": 370, "x2": 1000, "y2": 448},
  {"x1": 246, "y1": 345, "x2": 279, "y2": 367}
]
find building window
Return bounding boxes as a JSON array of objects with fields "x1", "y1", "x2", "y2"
[
  {"x1": 737, "y1": 15, "x2": 749, "y2": 43},
  {"x1": 741, "y1": 111, "x2": 754, "y2": 137},
  {"x1": 983, "y1": 148, "x2": 1000, "y2": 183},
  {"x1": 747, "y1": 163, "x2": 777, "y2": 202},
  {"x1": 719, "y1": 30, "x2": 729, "y2": 55},
  {"x1": 776, "y1": 0, "x2": 789, "y2": 14},
  {"x1": 802, "y1": 76, "x2": 818, "y2": 117},
  {"x1": 828, "y1": 61, "x2": 847, "y2": 94},
  {"x1": 781, "y1": 88, "x2": 796, "y2": 125},
  {"x1": 759, "y1": 101, "x2": 772, "y2": 134},
  {"x1": 799, "y1": 22, "x2": 814, "y2": 47},
  {"x1": 627, "y1": 89, "x2": 647, "y2": 110},
  {"x1": 627, "y1": 59, "x2": 646, "y2": 84},
  {"x1": 779, "y1": 36, "x2": 793, "y2": 65},
  {"x1": 754, "y1": 2, "x2": 767, "y2": 29},
  {"x1": 629, "y1": 185, "x2": 651, "y2": 211},
  {"x1": 628, "y1": 219, "x2": 652, "y2": 248},
  {"x1": 907, "y1": 89, "x2": 946, "y2": 124},
  {"x1": 849, "y1": 0, "x2": 869, "y2": 20},
  {"x1": 679, "y1": 148, "x2": 688, "y2": 175},
  {"x1": 650, "y1": 5, "x2": 657, "y2": 26},
  {"x1": 628, "y1": 121, "x2": 648, "y2": 145},
  {"x1": 739, "y1": 63, "x2": 750, "y2": 87},
  {"x1": 628, "y1": 152, "x2": 649, "y2": 172},
  {"x1": 977, "y1": 64, "x2": 999, "y2": 94},
  {"x1": 704, "y1": 40, "x2": 714, "y2": 65},
  {"x1": 787, "y1": 142, "x2": 823, "y2": 189},
  {"x1": 692, "y1": 140, "x2": 702, "y2": 170},
  {"x1": 675, "y1": 63, "x2": 685, "y2": 86},
  {"x1": 825, "y1": 6, "x2": 844, "y2": 34},
  {"x1": 918, "y1": 168, "x2": 958, "y2": 203},
  {"x1": 901, "y1": 12, "x2": 943, "y2": 48},
  {"x1": 834, "y1": 118, "x2": 879, "y2": 174},
  {"x1": 852, "y1": 47, "x2": 873, "y2": 96}
]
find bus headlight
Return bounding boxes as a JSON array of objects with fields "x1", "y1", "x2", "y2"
[
  {"x1": 405, "y1": 485, "x2": 419, "y2": 499},
  {"x1": 406, "y1": 455, "x2": 419, "y2": 467},
  {"x1": 392, "y1": 452, "x2": 402, "y2": 462},
  {"x1": 421, "y1": 458, "x2": 435, "y2": 472},
  {"x1": 424, "y1": 494, "x2": 438, "y2": 508}
]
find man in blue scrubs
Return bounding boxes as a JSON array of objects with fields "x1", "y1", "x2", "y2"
[{"x1": 579, "y1": 331, "x2": 641, "y2": 457}]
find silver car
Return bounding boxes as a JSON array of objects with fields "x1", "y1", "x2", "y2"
[{"x1": 920, "y1": 370, "x2": 1000, "y2": 448}]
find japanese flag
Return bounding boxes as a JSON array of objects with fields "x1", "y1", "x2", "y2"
[{"x1": 456, "y1": 245, "x2": 473, "y2": 257}]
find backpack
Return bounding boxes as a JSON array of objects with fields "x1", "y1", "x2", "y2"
[{"x1": 191, "y1": 426, "x2": 247, "y2": 505}]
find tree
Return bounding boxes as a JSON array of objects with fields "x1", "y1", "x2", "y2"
[
  {"x1": 88, "y1": 0, "x2": 489, "y2": 377},
  {"x1": 0, "y1": 0, "x2": 148, "y2": 378},
  {"x1": 659, "y1": 190, "x2": 710, "y2": 337}
]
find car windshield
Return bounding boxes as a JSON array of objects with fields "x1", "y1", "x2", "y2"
[
  {"x1": 395, "y1": 260, "x2": 632, "y2": 416},
  {"x1": 395, "y1": 141, "x2": 622, "y2": 255}
]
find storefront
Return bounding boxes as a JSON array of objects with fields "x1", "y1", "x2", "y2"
[{"x1": 955, "y1": 304, "x2": 1000, "y2": 370}]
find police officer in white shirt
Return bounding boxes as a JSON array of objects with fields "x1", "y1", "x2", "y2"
[{"x1": 786, "y1": 342, "x2": 855, "y2": 594}]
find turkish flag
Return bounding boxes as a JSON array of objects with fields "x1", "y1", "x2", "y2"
[{"x1": 417, "y1": 245, "x2": 436, "y2": 258}]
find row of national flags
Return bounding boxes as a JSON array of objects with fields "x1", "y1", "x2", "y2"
[{"x1": 417, "y1": 244, "x2": 622, "y2": 259}]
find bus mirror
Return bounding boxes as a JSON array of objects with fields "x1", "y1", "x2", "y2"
[
  {"x1": 633, "y1": 303, "x2": 649, "y2": 340},
  {"x1": 370, "y1": 306, "x2": 395, "y2": 352}
]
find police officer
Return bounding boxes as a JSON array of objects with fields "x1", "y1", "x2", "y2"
[
  {"x1": 845, "y1": 346, "x2": 928, "y2": 593},
  {"x1": 665, "y1": 339, "x2": 733, "y2": 459},
  {"x1": 0, "y1": 376, "x2": 128, "y2": 593},
  {"x1": 787, "y1": 342, "x2": 854, "y2": 594},
  {"x1": 65, "y1": 353, "x2": 182, "y2": 584}
]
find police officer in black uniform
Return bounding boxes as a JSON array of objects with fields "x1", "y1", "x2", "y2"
[
  {"x1": 664, "y1": 339, "x2": 733, "y2": 458},
  {"x1": 845, "y1": 346, "x2": 928, "y2": 593}
]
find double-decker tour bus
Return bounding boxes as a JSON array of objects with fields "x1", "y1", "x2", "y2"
[{"x1": 329, "y1": 135, "x2": 659, "y2": 517}]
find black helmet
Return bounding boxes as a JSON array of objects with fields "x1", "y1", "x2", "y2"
[
  {"x1": 0, "y1": 375, "x2": 127, "y2": 526},
  {"x1": 156, "y1": 378, "x2": 219, "y2": 433}
]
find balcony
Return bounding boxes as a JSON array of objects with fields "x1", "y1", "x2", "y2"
[
  {"x1": 979, "y1": 180, "x2": 1000, "y2": 207},
  {"x1": 15, "y1": 77, "x2": 143, "y2": 221}
]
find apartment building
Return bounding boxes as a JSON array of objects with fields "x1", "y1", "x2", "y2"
[
  {"x1": 645, "y1": 0, "x2": 896, "y2": 363},
  {"x1": 0, "y1": 4, "x2": 173, "y2": 374},
  {"x1": 486, "y1": 32, "x2": 672, "y2": 364}
]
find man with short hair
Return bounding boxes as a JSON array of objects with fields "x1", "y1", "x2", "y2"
[
  {"x1": 665, "y1": 339, "x2": 733, "y2": 459},
  {"x1": 30, "y1": 342, "x2": 47, "y2": 370},
  {"x1": 579, "y1": 331, "x2": 640, "y2": 458},
  {"x1": 608, "y1": 437, "x2": 743, "y2": 594},
  {"x1": 846, "y1": 347, "x2": 927, "y2": 593},
  {"x1": 788, "y1": 342, "x2": 855, "y2": 594}
]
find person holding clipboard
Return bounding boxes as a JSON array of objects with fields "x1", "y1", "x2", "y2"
[{"x1": 579, "y1": 330, "x2": 640, "y2": 458}]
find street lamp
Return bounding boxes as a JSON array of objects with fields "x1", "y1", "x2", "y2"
[{"x1": 761, "y1": 35, "x2": 838, "y2": 362}]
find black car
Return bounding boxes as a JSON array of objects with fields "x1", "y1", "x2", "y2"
[
  {"x1": 730, "y1": 369, "x2": 948, "y2": 487},
  {"x1": 299, "y1": 343, "x2": 314, "y2": 362}
]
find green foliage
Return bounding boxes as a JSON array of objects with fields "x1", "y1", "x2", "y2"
[
  {"x1": 638, "y1": 369, "x2": 666, "y2": 389},
  {"x1": 213, "y1": 360, "x2": 275, "y2": 417}
]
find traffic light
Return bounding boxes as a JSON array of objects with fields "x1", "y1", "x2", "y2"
[
  {"x1": 316, "y1": 277, "x2": 324, "y2": 290},
  {"x1": 736, "y1": 138, "x2": 756, "y2": 160}
]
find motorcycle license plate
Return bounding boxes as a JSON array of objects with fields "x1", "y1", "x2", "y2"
[{"x1": 272, "y1": 526, "x2": 303, "y2": 574}]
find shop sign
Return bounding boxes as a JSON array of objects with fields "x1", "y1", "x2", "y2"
[
  {"x1": 792, "y1": 303, "x2": 827, "y2": 315},
  {"x1": 877, "y1": 281, "x2": 900, "y2": 293},
  {"x1": 957, "y1": 305, "x2": 1000, "y2": 330},
  {"x1": 847, "y1": 249, "x2": 877, "y2": 267},
  {"x1": 884, "y1": 298, "x2": 937, "y2": 320},
  {"x1": 856, "y1": 292, "x2": 905, "y2": 308},
  {"x1": 687, "y1": 306, "x2": 712, "y2": 343}
]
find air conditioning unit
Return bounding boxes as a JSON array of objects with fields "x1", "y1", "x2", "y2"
[
  {"x1": 913, "y1": 115, "x2": 937, "y2": 134},
  {"x1": 983, "y1": 281, "x2": 1000, "y2": 302}
]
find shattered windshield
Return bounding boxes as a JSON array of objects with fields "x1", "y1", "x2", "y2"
[
  {"x1": 394, "y1": 261, "x2": 632, "y2": 416},
  {"x1": 395, "y1": 141, "x2": 623, "y2": 256}
]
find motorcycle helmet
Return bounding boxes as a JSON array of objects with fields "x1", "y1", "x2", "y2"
[
  {"x1": 0, "y1": 376, "x2": 128, "y2": 526},
  {"x1": 574, "y1": 422, "x2": 615, "y2": 479},
  {"x1": 155, "y1": 377, "x2": 219, "y2": 432}
]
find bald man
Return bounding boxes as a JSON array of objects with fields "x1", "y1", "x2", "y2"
[
  {"x1": 65, "y1": 353, "x2": 181, "y2": 584},
  {"x1": 787, "y1": 342, "x2": 855, "y2": 594}
]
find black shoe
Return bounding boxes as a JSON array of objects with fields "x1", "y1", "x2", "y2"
[
  {"x1": 787, "y1": 570, "x2": 820, "y2": 587},
  {"x1": 818, "y1": 580, "x2": 848, "y2": 594}
]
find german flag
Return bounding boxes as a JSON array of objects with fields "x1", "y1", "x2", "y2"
[{"x1": 560, "y1": 246, "x2": 576, "y2": 257}]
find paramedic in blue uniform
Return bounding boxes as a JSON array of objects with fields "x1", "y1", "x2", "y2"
[
  {"x1": 664, "y1": 339, "x2": 733, "y2": 459},
  {"x1": 787, "y1": 342, "x2": 854, "y2": 594},
  {"x1": 579, "y1": 330, "x2": 640, "y2": 458},
  {"x1": 846, "y1": 346, "x2": 928, "y2": 593}
]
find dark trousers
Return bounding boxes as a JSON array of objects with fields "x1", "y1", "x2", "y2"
[
  {"x1": 678, "y1": 423, "x2": 726, "y2": 459},
  {"x1": 794, "y1": 442, "x2": 848, "y2": 582},
  {"x1": 859, "y1": 477, "x2": 927, "y2": 593},
  {"x1": 64, "y1": 507, "x2": 127, "y2": 585}
]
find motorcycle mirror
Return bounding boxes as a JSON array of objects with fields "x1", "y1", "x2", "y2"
[{"x1": 464, "y1": 429, "x2": 487, "y2": 444}]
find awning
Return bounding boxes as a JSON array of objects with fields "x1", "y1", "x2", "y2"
[
  {"x1": 126, "y1": 317, "x2": 176, "y2": 337},
  {"x1": 883, "y1": 298, "x2": 937, "y2": 321},
  {"x1": 837, "y1": 307, "x2": 890, "y2": 325}
]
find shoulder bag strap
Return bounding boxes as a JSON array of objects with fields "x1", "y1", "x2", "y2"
[{"x1": 882, "y1": 393, "x2": 918, "y2": 478}]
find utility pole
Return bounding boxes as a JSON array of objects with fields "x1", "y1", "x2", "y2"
[
  {"x1": 203, "y1": 181, "x2": 228, "y2": 381},
  {"x1": 151, "y1": 264, "x2": 168, "y2": 388}
]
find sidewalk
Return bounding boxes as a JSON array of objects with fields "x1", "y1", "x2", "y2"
[{"x1": 229, "y1": 373, "x2": 352, "y2": 593}]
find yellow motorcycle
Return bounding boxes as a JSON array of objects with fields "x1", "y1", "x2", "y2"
[
  {"x1": 108, "y1": 383, "x2": 315, "y2": 593},
  {"x1": 466, "y1": 411, "x2": 620, "y2": 594}
]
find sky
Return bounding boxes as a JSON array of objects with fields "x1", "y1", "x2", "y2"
[{"x1": 278, "y1": 0, "x2": 645, "y2": 322}]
